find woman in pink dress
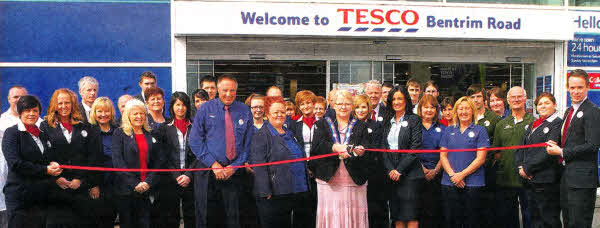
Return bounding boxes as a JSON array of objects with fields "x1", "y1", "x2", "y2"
[{"x1": 309, "y1": 90, "x2": 373, "y2": 228}]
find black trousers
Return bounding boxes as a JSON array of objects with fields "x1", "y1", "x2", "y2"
[
  {"x1": 239, "y1": 170, "x2": 259, "y2": 228},
  {"x1": 419, "y1": 174, "x2": 442, "y2": 228},
  {"x1": 116, "y1": 193, "x2": 151, "y2": 228},
  {"x1": 151, "y1": 179, "x2": 196, "y2": 228},
  {"x1": 7, "y1": 205, "x2": 45, "y2": 228},
  {"x1": 367, "y1": 170, "x2": 389, "y2": 228},
  {"x1": 560, "y1": 176, "x2": 596, "y2": 228},
  {"x1": 493, "y1": 187, "x2": 521, "y2": 228},
  {"x1": 88, "y1": 186, "x2": 118, "y2": 228},
  {"x1": 195, "y1": 171, "x2": 241, "y2": 228},
  {"x1": 524, "y1": 183, "x2": 561, "y2": 228},
  {"x1": 441, "y1": 185, "x2": 482, "y2": 228},
  {"x1": 255, "y1": 192, "x2": 311, "y2": 228}
]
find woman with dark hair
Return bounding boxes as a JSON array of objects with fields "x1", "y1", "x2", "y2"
[
  {"x1": 249, "y1": 96, "x2": 310, "y2": 228},
  {"x1": 2, "y1": 95, "x2": 62, "y2": 228},
  {"x1": 310, "y1": 90, "x2": 371, "y2": 228},
  {"x1": 87, "y1": 97, "x2": 119, "y2": 228},
  {"x1": 152, "y1": 92, "x2": 197, "y2": 228},
  {"x1": 488, "y1": 87, "x2": 511, "y2": 119},
  {"x1": 439, "y1": 97, "x2": 455, "y2": 127},
  {"x1": 514, "y1": 92, "x2": 562, "y2": 228},
  {"x1": 112, "y1": 99, "x2": 162, "y2": 228},
  {"x1": 145, "y1": 87, "x2": 168, "y2": 128},
  {"x1": 416, "y1": 95, "x2": 445, "y2": 228},
  {"x1": 191, "y1": 89, "x2": 209, "y2": 117},
  {"x1": 40, "y1": 88, "x2": 97, "y2": 227},
  {"x1": 382, "y1": 86, "x2": 424, "y2": 228}
]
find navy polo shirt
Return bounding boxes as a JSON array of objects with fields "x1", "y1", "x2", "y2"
[
  {"x1": 439, "y1": 123, "x2": 490, "y2": 187},
  {"x1": 267, "y1": 123, "x2": 308, "y2": 193},
  {"x1": 418, "y1": 122, "x2": 445, "y2": 169}
]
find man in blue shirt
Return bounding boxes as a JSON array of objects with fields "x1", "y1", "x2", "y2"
[{"x1": 189, "y1": 75, "x2": 252, "y2": 228}]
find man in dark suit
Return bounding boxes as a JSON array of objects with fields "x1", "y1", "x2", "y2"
[
  {"x1": 134, "y1": 71, "x2": 157, "y2": 103},
  {"x1": 77, "y1": 76, "x2": 99, "y2": 123},
  {"x1": 365, "y1": 80, "x2": 385, "y2": 122},
  {"x1": 189, "y1": 75, "x2": 252, "y2": 228},
  {"x1": 547, "y1": 69, "x2": 600, "y2": 228}
]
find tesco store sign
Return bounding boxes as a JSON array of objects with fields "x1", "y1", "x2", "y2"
[{"x1": 174, "y1": 2, "x2": 571, "y2": 41}]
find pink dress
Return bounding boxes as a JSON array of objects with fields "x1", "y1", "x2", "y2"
[{"x1": 315, "y1": 128, "x2": 368, "y2": 228}]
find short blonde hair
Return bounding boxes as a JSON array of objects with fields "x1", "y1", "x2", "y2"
[
  {"x1": 336, "y1": 90, "x2": 354, "y2": 103},
  {"x1": 352, "y1": 95, "x2": 372, "y2": 119},
  {"x1": 121, "y1": 99, "x2": 151, "y2": 136},
  {"x1": 452, "y1": 96, "x2": 477, "y2": 127},
  {"x1": 89, "y1": 97, "x2": 116, "y2": 126}
]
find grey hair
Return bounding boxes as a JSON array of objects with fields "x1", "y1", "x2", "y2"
[
  {"x1": 365, "y1": 80, "x2": 382, "y2": 89},
  {"x1": 78, "y1": 76, "x2": 99, "y2": 89}
]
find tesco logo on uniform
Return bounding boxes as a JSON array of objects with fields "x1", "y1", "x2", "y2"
[{"x1": 337, "y1": 9, "x2": 419, "y2": 25}]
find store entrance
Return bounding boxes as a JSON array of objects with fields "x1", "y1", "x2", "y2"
[
  {"x1": 186, "y1": 60, "x2": 327, "y2": 101},
  {"x1": 330, "y1": 61, "x2": 535, "y2": 101}
]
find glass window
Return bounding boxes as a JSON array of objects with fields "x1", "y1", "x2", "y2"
[
  {"x1": 570, "y1": 0, "x2": 600, "y2": 6},
  {"x1": 186, "y1": 60, "x2": 214, "y2": 96},
  {"x1": 447, "y1": 0, "x2": 563, "y2": 5}
]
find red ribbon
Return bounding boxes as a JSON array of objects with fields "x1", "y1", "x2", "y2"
[{"x1": 60, "y1": 143, "x2": 549, "y2": 172}]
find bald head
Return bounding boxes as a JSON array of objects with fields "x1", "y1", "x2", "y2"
[{"x1": 507, "y1": 86, "x2": 526, "y2": 111}]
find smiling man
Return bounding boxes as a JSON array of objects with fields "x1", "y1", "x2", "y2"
[
  {"x1": 546, "y1": 69, "x2": 600, "y2": 228},
  {"x1": 490, "y1": 86, "x2": 534, "y2": 228},
  {"x1": 189, "y1": 75, "x2": 252, "y2": 228}
]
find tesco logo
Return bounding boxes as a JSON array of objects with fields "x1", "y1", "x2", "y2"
[{"x1": 337, "y1": 9, "x2": 419, "y2": 25}]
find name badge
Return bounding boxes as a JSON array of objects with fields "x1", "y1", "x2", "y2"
[
  {"x1": 468, "y1": 131, "x2": 475, "y2": 138},
  {"x1": 367, "y1": 128, "x2": 373, "y2": 133},
  {"x1": 401, "y1": 121, "x2": 408, "y2": 127},
  {"x1": 543, "y1": 127, "x2": 549, "y2": 134},
  {"x1": 81, "y1": 130, "x2": 88, "y2": 138},
  {"x1": 524, "y1": 124, "x2": 529, "y2": 130},
  {"x1": 577, "y1": 111, "x2": 583, "y2": 118},
  {"x1": 435, "y1": 127, "x2": 441, "y2": 133},
  {"x1": 377, "y1": 116, "x2": 383, "y2": 122},
  {"x1": 484, "y1": 120, "x2": 490, "y2": 127},
  {"x1": 239, "y1": 119, "x2": 244, "y2": 125}
]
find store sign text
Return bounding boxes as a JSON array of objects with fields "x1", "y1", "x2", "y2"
[{"x1": 241, "y1": 9, "x2": 521, "y2": 31}]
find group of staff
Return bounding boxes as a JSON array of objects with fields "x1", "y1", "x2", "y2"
[{"x1": 0, "y1": 69, "x2": 598, "y2": 228}]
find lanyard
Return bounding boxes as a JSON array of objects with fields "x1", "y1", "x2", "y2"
[{"x1": 325, "y1": 117, "x2": 357, "y2": 145}]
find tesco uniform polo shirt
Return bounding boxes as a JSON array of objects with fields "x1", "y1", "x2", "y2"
[
  {"x1": 440, "y1": 123, "x2": 490, "y2": 187},
  {"x1": 418, "y1": 122, "x2": 445, "y2": 169}
]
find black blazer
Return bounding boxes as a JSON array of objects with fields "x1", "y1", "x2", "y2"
[
  {"x1": 2, "y1": 124, "x2": 54, "y2": 210},
  {"x1": 134, "y1": 93, "x2": 145, "y2": 103},
  {"x1": 365, "y1": 119, "x2": 385, "y2": 175},
  {"x1": 111, "y1": 128, "x2": 162, "y2": 195},
  {"x1": 86, "y1": 124, "x2": 118, "y2": 188},
  {"x1": 40, "y1": 120, "x2": 95, "y2": 188},
  {"x1": 154, "y1": 121, "x2": 198, "y2": 181},
  {"x1": 561, "y1": 99, "x2": 600, "y2": 188},
  {"x1": 289, "y1": 117, "x2": 314, "y2": 155},
  {"x1": 514, "y1": 114, "x2": 562, "y2": 184},
  {"x1": 249, "y1": 125, "x2": 308, "y2": 197},
  {"x1": 382, "y1": 114, "x2": 425, "y2": 180},
  {"x1": 308, "y1": 118, "x2": 372, "y2": 185}
]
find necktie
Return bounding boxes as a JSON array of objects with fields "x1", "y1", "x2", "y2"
[
  {"x1": 371, "y1": 110, "x2": 376, "y2": 121},
  {"x1": 560, "y1": 107, "x2": 574, "y2": 164},
  {"x1": 561, "y1": 107, "x2": 573, "y2": 147},
  {"x1": 224, "y1": 106, "x2": 236, "y2": 161}
]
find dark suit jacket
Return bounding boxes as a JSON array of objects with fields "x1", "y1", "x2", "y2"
[
  {"x1": 79, "y1": 103, "x2": 89, "y2": 124},
  {"x1": 514, "y1": 115, "x2": 562, "y2": 184},
  {"x1": 308, "y1": 118, "x2": 372, "y2": 185},
  {"x1": 111, "y1": 128, "x2": 162, "y2": 195},
  {"x1": 40, "y1": 121, "x2": 95, "y2": 188},
  {"x1": 365, "y1": 119, "x2": 385, "y2": 175},
  {"x1": 289, "y1": 117, "x2": 312, "y2": 154},
  {"x1": 561, "y1": 99, "x2": 600, "y2": 188},
  {"x1": 1, "y1": 124, "x2": 54, "y2": 210},
  {"x1": 154, "y1": 121, "x2": 198, "y2": 181},
  {"x1": 249, "y1": 126, "x2": 308, "y2": 197},
  {"x1": 382, "y1": 114, "x2": 425, "y2": 180},
  {"x1": 134, "y1": 93, "x2": 145, "y2": 103}
]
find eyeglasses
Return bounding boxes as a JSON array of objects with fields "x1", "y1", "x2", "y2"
[{"x1": 251, "y1": 106, "x2": 263, "y2": 110}]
